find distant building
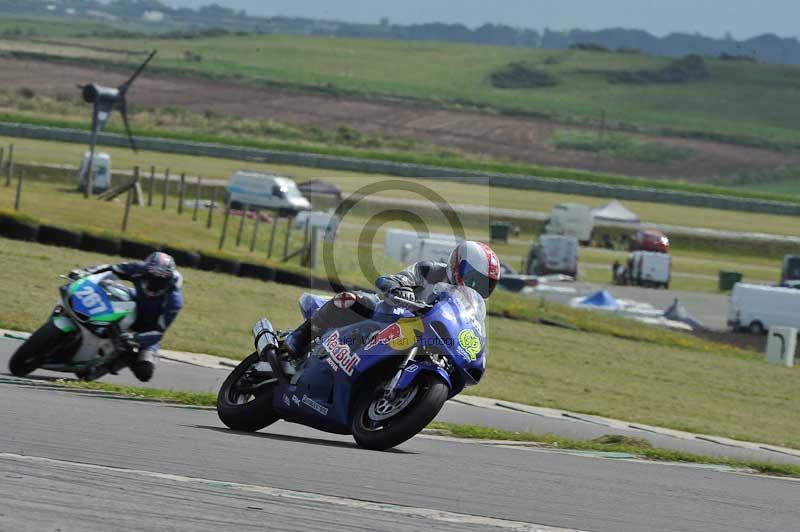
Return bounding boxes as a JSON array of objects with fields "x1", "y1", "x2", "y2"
[{"x1": 143, "y1": 11, "x2": 165, "y2": 23}]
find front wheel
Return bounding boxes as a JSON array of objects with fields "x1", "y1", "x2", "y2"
[
  {"x1": 8, "y1": 321, "x2": 66, "y2": 377},
  {"x1": 217, "y1": 353, "x2": 280, "y2": 432},
  {"x1": 352, "y1": 372, "x2": 448, "y2": 451}
]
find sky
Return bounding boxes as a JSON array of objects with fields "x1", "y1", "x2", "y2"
[{"x1": 164, "y1": 0, "x2": 799, "y2": 39}]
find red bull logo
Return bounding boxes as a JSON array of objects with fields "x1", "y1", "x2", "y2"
[
  {"x1": 323, "y1": 330, "x2": 360, "y2": 375},
  {"x1": 365, "y1": 317, "x2": 424, "y2": 351}
]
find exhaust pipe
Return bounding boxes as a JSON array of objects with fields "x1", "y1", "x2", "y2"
[
  {"x1": 252, "y1": 319, "x2": 278, "y2": 357},
  {"x1": 252, "y1": 318, "x2": 289, "y2": 384}
]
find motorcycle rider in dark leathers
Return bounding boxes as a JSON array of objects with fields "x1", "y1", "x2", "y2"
[{"x1": 72, "y1": 252, "x2": 183, "y2": 382}]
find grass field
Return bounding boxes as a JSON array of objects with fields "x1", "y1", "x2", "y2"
[
  {"x1": 549, "y1": 129, "x2": 697, "y2": 164},
  {"x1": 3, "y1": 34, "x2": 800, "y2": 150},
  {"x1": 4, "y1": 136, "x2": 800, "y2": 240},
  {"x1": 0, "y1": 172, "x2": 785, "y2": 294},
  {"x1": 2, "y1": 236, "x2": 798, "y2": 449}
]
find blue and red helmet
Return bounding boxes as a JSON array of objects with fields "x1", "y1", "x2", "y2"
[
  {"x1": 447, "y1": 241, "x2": 501, "y2": 299},
  {"x1": 142, "y1": 252, "x2": 176, "y2": 296}
]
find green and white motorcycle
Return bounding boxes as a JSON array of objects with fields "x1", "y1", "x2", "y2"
[{"x1": 8, "y1": 271, "x2": 138, "y2": 381}]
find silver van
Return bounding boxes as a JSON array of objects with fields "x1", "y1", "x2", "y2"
[{"x1": 227, "y1": 171, "x2": 311, "y2": 215}]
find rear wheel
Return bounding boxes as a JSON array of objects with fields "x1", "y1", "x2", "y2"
[
  {"x1": 748, "y1": 321, "x2": 766, "y2": 335},
  {"x1": 8, "y1": 321, "x2": 65, "y2": 377},
  {"x1": 217, "y1": 353, "x2": 280, "y2": 432},
  {"x1": 352, "y1": 372, "x2": 448, "y2": 451}
]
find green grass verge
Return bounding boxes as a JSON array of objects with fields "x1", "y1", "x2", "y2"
[
  {"x1": 45, "y1": 380, "x2": 800, "y2": 478},
  {"x1": 5, "y1": 236, "x2": 800, "y2": 450},
  {"x1": 6, "y1": 136, "x2": 800, "y2": 244},
  {"x1": 58, "y1": 379, "x2": 216, "y2": 406},
  {"x1": 550, "y1": 129, "x2": 697, "y2": 164},
  {"x1": 3, "y1": 109, "x2": 799, "y2": 205},
  {"x1": 428, "y1": 422, "x2": 800, "y2": 478}
]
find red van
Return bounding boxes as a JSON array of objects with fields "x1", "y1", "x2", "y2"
[{"x1": 629, "y1": 230, "x2": 670, "y2": 253}]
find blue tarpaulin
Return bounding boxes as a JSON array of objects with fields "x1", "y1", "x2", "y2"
[{"x1": 577, "y1": 290, "x2": 622, "y2": 310}]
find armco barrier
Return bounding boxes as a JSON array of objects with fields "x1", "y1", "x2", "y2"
[{"x1": 2, "y1": 122, "x2": 799, "y2": 216}]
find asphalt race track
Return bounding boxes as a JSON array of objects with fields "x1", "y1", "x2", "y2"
[
  {"x1": 1, "y1": 338, "x2": 798, "y2": 467},
  {"x1": 0, "y1": 342, "x2": 799, "y2": 531},
  {"x1": 1, "y1": 379, "x2": 799, "y2": 532}
]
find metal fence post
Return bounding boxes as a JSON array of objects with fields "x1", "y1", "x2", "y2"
[
  {"x1": 206, "y1": 187, "x2": 216, "y2": 229},
  {"x1": 122, "y1": 166, "x2": 138, "y2": 232},
  {"x1": 249, "y1": 210, "x2": 261, "y2": 252},
  {"x1": 6, "y1": 144, "x2": 14, "y2": 187},
  {"x1": 282, "y1": 216, "x2": 292, "y2": 259},
  {"x1": 147, "y1": 165, "x2": 155, "y2": 207},
  {"x1": 301, "y1": 218, "x2": 311, "y2": 266},
  {"x1": 235, "y1": 204, "x2": 248, "y2": 247},
  {"x1": 13, "y1": 168, "x2": 23, "y2": 211},
  {"x1": 193, "y1": 176, "x2": 202, "y2": 221},
  {"x1": 161, "y1": 168, "x2": 170, "y2": 210},
  {"x1": 177, "y1": 172, "x2": 186, "y2": 214},
  {"x1": 267, "y1": 216, "x2": 278, "y2": 258},
  {"x1": 218, "y1": 200, "x2": 231, "y2": 250}
]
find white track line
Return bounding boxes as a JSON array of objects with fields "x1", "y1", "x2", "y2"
[{"x1": 0, "y1": 452, "x2": 586, "y2": 532}]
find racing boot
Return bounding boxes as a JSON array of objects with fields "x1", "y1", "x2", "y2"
[{"x1": 280, "y1": 319, "x2": 314, "y2": 361}]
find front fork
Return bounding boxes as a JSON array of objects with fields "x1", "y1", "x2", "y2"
[{"x1": 383, "y1": 346, "x2": 418, "y2": 400}]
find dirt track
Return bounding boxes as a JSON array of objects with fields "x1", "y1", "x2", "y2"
[{"x1": 2, "y1": 57, "x2": 799, "y2": 179}]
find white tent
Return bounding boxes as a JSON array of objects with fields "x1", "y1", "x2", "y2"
[{"x1": 591, "y1": 200, "x2": 640, "y2": 224}]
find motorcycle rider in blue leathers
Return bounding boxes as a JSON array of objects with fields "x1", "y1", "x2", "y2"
[
  {"x1": 73, "y1": 252, "x2": 183, "y2": 382},
  {"x1": 280, "y1": 241, "x2": 501, "y2": 358}
]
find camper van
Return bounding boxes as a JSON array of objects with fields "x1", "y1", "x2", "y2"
[
  {"x1": 544, "y1": 203, "x2": 594, "y2": 245},
  {"x1": 227, "y1": 172, "x2": 311, "y2": 215},
  {"x1": 781, "y1": 255, "x2": 800, "y2": 288},
  {"x1": 525, "y1": 235, "x2": 579, "y2": 277},
  {"x1": 628, "y1": 251, "x2": 671, "y2": 288},
  {"x1": 383, "y1": 229, "x2": 461, "y2": 264},
  {"x1": 77, "y1": 151, "x2": 111, "y2": 193},
  {"x1": 728, "y1": 283, "x2": 800, "y2": 334}
]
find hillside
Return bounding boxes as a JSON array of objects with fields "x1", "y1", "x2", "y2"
[{"x1": 3, "y1": 34, "x2": 799, "y2": 150}]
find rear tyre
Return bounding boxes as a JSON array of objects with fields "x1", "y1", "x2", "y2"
[
  {"x1": 8, "y1": 321, "x2": 65, "y2": 377},
  {"x1": 748, "y1": 320, "x2": 766, "y2": 335},
  {"x1": 217, "y1": 353, "x2": 280, "y2": 432},
  {"x1": 352, "y1": 372, "x2": 448, "y2": 451}
]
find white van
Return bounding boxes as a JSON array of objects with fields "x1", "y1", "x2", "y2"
[
  {"x1": 728, "y1": 283, "x2": 800, "y2": 334},
  {"x1": 383, "y1": 229, "x2": 461, "y2": 264},
  {"x1": 77, "y1": 151, "x2": 111, "y2": 193},
  {"x1": 525, "y1": 235, "x2": 579, "y2": 277},
  {"x1": 628, "y1": 251, "x2": 671, "y2": 288},
  {"x1": 544, "y1": 203, "x2": 594, "y2": 245},
  {"x1": 227, "y1": 171, "x2": 311, "y2": 215}
]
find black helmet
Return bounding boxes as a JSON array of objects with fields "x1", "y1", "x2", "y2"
[{"x1": 142, "y1": 252, "x2": 176, "y2": 296}]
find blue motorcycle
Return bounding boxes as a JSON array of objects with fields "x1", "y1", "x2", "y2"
[
  {"x1": 216, "y1": 283, "x2": 487, "y2": 450},
  {"x1": 8, "y1": 271, "x2": 138, "y2": 380}
]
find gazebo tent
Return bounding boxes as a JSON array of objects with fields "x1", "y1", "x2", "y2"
[{"x1": 591, "y1": 200, "x2": 640, "y2": 224}]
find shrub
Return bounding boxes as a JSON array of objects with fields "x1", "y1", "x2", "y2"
[
  {"x1": 607, "y1": 54, "x2": 710, "y2": 84},
  {"x1": 489, "y1": 62, "x2": 559, "y2": 89},
  {"x1": 570, "y1": 42, "x2": 609, "y2": 52}
]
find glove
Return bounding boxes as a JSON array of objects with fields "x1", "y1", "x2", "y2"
[{"x1": 389, "y1": 287, "x2": 417, "y2": 308}]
